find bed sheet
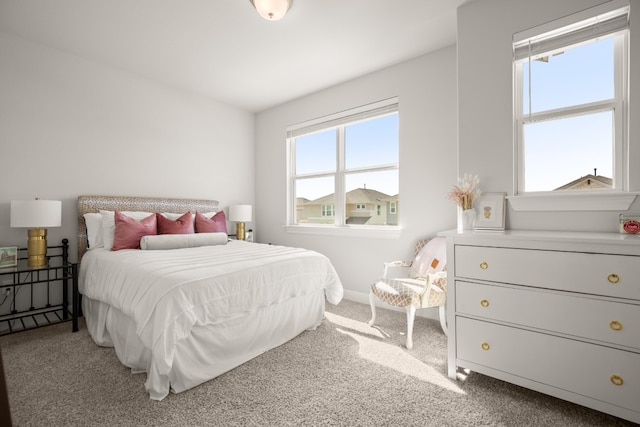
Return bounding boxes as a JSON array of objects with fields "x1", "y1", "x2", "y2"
[{"x1": 79, "y1": 240, "x2": 343, "y2": 399}]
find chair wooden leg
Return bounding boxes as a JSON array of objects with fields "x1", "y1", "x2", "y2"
[
  {"x1": 438, "y1": 305, "x2": 448, "y2": 336},
  {"x1": 367, "y1": 290, "x2": 377, "y2": 326},
  {"x1": 406, "y1": 306, "x2": 416, "y2": 349}
]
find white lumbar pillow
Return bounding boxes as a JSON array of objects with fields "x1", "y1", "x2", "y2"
[{"x1": 140, "y1": 232, "x2": 228, "y2": 250}]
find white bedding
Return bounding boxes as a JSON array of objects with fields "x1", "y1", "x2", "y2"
[{"x1": 79, "y1": 240, "x2": 343, "y2": 399}]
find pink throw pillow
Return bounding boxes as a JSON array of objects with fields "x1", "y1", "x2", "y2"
[
  {"x1": 111, "y1": 211, "x2": 157, "y2": 251},
  {"x1": 157, "y1": 212, "x2": 194, "y2": 235},
  {"x1": 195, "y1": 211, "x2": 227, "y2": 233}
]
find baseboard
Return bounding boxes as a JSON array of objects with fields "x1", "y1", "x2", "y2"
[{"x1": 341, "y1": 289, "x2": 438, "y2": 320}]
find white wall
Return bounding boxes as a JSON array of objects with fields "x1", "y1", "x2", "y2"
[
  {"x1": 458, "y1": 0, "x2": 640, "y2": 231},
  {"x1": 0, "y1": 32, "x2": 256, "y2": 261},
  {"x1": 255, "y1": 46, "x2": 458, "y2": 302}
]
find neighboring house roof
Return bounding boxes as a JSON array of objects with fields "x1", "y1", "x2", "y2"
[
  {"x1": 377, "y1": 193, "x2": 399, "y2": 203},
  {"x1": 305, "y1": 187, "x2": 395, "y2": 205},
  {"x1": 295, "y1": 197, "x2": 312, "y2": 205},
  {"x1": 555, "y1": 174, "x2": 612, "y2": 190},
  {"x1": 346, "y1": 187, "x2": 392, "y2": 204},
  {"x1": 311, "y1": 193, "x2": 337, "y2": 205},
  {"x1": 346, "y1": 216, "x2": 372, "y2": 225}
]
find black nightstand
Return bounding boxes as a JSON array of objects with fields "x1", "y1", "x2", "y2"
[{"x1": 0, "y1": 239, "x2": 78, "y2": 335}]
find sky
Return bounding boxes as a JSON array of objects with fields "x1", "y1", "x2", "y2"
[
  {"x1": 294, "y1": 113, "x2": 399, "y2": 200},
  {"x1": 521, "y1": 36, "x2": 615, "y2": 192}
]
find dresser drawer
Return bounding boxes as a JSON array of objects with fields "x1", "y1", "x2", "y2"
[
  {"x1": 456, "y1": 317, "x2": 640, "y2": 411},
  {"x1": 454, "y1": 245, "x2": 640, "y2": 300},
  {"x1": 456, "y1": 281, "x2": 640, "y2": 349}
]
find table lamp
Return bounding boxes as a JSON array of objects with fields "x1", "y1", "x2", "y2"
[
  {"x1": 229, "y1": 204, "x2": 252, "y2": 240},
  {"x1": 10, "y1": 199, "x2": 62, "y2": 267}
]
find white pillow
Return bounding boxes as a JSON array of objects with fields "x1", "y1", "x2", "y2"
[
  {"x1": 160, "y1": 211, "x2": 217, "y2": 220},
  {"x1": 160, "y1": 212, "x2": 193, "y2": 220},
  {"x1": 83, "y1": 212, "x2": 104, "y2": 249},
  {"x1": 140, "y1": 232, "x2": 228, "y2": 250},
  {"x1": 100, "y1": 210, "x2": 155, "y2": 250},
  {"x1": 409, "y1": 236, "x2": 447, "y2": 279}
]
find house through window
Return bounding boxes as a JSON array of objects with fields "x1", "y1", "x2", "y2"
[
  {"x1": 287, "y1": 98, "x2": 399, "y2": 227},
  {"x1": 513, "y1": 2, "x2": 629, "y2": 193}
]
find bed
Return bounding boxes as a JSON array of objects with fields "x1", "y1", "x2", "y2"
[{"x1": 77, "y1": 195, "x2": 343, "y2": 400}]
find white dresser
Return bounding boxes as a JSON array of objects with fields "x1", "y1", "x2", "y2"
[{"x1": 441, "y1": 230, "x2": 640, "y2": 424}]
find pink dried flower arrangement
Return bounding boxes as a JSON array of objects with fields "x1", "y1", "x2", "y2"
[{"x1": 447, "y1": 173, "x2": 480, "y2": 210}]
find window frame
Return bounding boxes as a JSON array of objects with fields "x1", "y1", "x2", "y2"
[
  {"x1": 511, "y1": 1, "x2": 630, "y2": 207},
  {"x1": 285, "y1": 98, "x2": 401, "y2": 237}
]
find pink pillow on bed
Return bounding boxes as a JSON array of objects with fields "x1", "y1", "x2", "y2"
[
  {"x1": 112, "y1": 211, "x2": 158, "y2": 251},
  {"x1": 157, "y1": 212, "x2": 194, "y2": 235},
  {"x1": 195, "y1": 210, "x2": 227, "y2": 233}
]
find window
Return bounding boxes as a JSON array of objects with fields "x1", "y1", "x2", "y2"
[
  {"x1": 513, "y1": 3, "x2": 628, "y2": 194},
  {"x1": 287, "y1": 98, "x2": 399, "y2": 228},
  {"x1": 321, "y1": 204, "x2": 335, "y2": 217}
]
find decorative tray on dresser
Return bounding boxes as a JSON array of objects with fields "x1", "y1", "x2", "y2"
[{"x1": 440, "y1": 229, "x2": 640, "y2": 424}]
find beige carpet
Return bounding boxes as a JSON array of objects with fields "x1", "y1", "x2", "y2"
[{"x1": 0, "y1": 299, "x2": 635, "y2": 426}]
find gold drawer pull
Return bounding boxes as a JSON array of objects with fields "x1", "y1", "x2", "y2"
[
  {"x1": 480, "y1": 261, "x2": 488, "y2": 270},
  {"x1": 608, "y1": 273, "x2": 620, "y2": 284},
  {"x1": 481, "y1": 342, "x2": 490, "y2": 351},
  {"x1": 611, "y1": 375, "x2": 624, "y2": 386},
  {"x1": 610, "y1": 321, "x2": 623, "y2": 331},
  {"x1": 480, "y1": 299, "x2": 490, "y2": 308}
]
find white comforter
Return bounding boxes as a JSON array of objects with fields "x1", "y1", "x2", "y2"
[{"x1": 80, "y1": 240, "x2": 343, "y2": 397}]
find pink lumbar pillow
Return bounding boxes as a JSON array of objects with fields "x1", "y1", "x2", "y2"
[
  {"x1": 195, "y1": 210, "x2": 227, "y2": 233},
  {"x1": 157, "y1": 212, "x2": 194, "y2": 235},
  {"x1": 111, "y1": 211, "x2": 158, "y2": 251}
]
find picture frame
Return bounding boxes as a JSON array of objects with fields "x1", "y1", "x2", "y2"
[
  {"x1": 474, "y1": 193, "x2": 506, "y2": 230},
  {"x1": 0, "y1": 246, "x2": 18, "y2": 268}
]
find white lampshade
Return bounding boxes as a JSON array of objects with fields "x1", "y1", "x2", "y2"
[
  {"x1": 251, "y1": 0, "x2": 292, "y2": 21},
  {"x1": 10, "y1": 199, "x2": 62, "y2": 228},
  {"x1": 229, "y1": 204, "x2": 252, "y2": 222}
]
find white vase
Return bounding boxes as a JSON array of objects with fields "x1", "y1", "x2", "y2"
[{"x1": 457, "y1": 207, "x2": 475, "y2": 232}]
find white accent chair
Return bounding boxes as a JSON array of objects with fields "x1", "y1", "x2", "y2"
[{"x1": 368, "y1": 237, "x2": 448, "y2": 349}]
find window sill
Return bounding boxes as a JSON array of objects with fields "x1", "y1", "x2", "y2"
[
  {"x1": 284, "y1": 225, "x2": 402, "y2": 239},
  {"x1": 507, "y1": 192, "x2": 637, "y2": 211}
]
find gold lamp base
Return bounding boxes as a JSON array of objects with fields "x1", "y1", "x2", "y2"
[
  {"x1": 236, "y1": 222, "x2": 246, "y2": 240},
  {"x1": 27, "y1": 228, "x2": 48, "y2": 268}
]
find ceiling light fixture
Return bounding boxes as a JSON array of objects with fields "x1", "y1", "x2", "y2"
[{"x1": 250, "y1": 0, "x2": 292, "y2": 21}]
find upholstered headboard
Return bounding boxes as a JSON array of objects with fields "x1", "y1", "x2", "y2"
[{"x1": 77, "y1": 195, "x2": 220, "y2": 264}]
